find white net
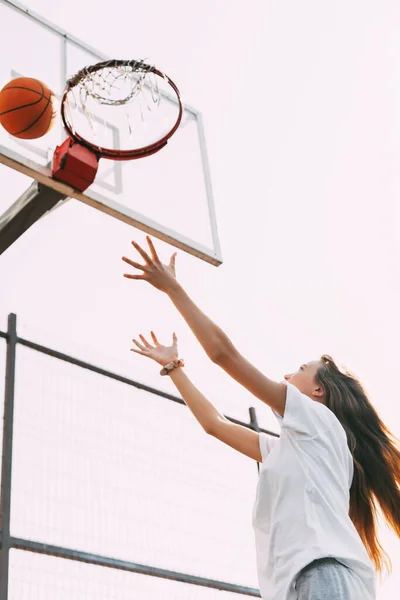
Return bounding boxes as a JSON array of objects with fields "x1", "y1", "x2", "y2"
[
  {"x1": 63, "y1": 60, "x2": 180, "y2": 153},
  {"x1": 72, "y1": 61, "x2": 161, "y2": 107}
]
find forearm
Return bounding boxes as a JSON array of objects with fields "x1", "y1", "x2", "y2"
[
  {"x1": 168, "y1": 367, "x2": 224, "y2": 432},
  {"x1": 167, "y1": 283, "x2": 234, "y2": 362}
]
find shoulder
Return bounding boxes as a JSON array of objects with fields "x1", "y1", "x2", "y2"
[
  {"x1": 274, "y1": 383, "x2": 339, "y2": 438},
  {"x1": 259, "y1": 432, "x2": 279, "y2": 462}
]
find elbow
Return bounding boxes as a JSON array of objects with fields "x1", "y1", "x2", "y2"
[
  {"x1": 209, "y1": 347, "x2": 236, "y2": 367},
  {"x1": 203, "y1": 419, "x2": 219, "y2": 436},
  {"x1": 203, "y1": 422, "x2": 215, "y2": 436},
  {"x1": 207, "y1": 350, "x2": 224, "y2": 364},
  {"x1": 206, "y1": 334, "x2": 236, "y2": 365},
  {"x1": 204, "y1": 415, "x2": 228, "y2": 437}
]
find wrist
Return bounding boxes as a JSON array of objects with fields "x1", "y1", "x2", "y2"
[
  {"x1": 158, "y1": 356, "x2": 179, "y2": 367},
  {"x1": 159, "y1": 358, "x2": 185, "y2": 376},
  {"x1": 166, "y1": 279, "x2": 183, "y2": 297}
]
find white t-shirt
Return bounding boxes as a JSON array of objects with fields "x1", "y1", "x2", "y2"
[{"x1": 252, "y1": 382, "x2": 376, "y2": 600}]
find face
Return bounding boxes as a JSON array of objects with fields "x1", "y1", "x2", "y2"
[{"x1": 284, "y1": 360, "x2": 325, "y2": 402}]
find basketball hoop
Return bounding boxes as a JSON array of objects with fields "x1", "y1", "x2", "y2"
[
  {"x1": 60, "y1": 59, "x2": 183, "y2": 160},
  {"x1": 52, "y1": 59, "x2": 183, "y2": 190}
]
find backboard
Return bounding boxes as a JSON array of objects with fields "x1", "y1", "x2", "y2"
[{"x1": 0, "y1": 0, "x2": 222, "y2": 266}]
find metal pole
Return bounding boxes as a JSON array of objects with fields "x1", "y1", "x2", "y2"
[
  {"x1": 0, "y1": 313, "x2": 17, "y2": 600},
  {"x1": 9, "y1": 537, "x2": 261, "y2": 597},
  {"x1": 249, "y1": 407, "x2": 261, "y2": 474}
]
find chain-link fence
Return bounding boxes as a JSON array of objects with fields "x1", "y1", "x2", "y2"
[{"x1": 0, "y1": 313, "x2": 278, "y2": 599}]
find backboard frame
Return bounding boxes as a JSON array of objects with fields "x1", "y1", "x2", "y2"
[{"x1": 0, "y1": 0, "x2": 222, "y2": 266}]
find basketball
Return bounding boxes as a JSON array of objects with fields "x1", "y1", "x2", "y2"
[{"x1": 0, "y1": 77, "x2": 56, "y2": 140}]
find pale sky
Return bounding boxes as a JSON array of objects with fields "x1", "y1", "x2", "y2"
[{"x1": 0, "y1": 0, "x2": 399, "y2": 598}]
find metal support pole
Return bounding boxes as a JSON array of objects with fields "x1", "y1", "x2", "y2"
[
  {"x1": 249, "y1": 406, "x2": 261, "y2": 474},
  {"x1": 0, "y1": 313, "x2": 17, "y2": 600},
  {"x1": 0, "y1": 182, "x2": 67, "y2": 255}
]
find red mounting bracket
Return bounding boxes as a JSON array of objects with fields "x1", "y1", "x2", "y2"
[{"x1": 52, "y1": 138, "x2": 99, "y2": 192}]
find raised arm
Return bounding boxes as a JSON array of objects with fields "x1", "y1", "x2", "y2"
[
  {"x1": 122, "y1": 238, "x2": 287, "y2": 416},
  {"x1": 130, "y1": 331, "x2": 263, "y2": 462}
]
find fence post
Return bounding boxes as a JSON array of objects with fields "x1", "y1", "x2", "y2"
[
  {"x1": 0, "y1": 313, "x2": 17, "y2": 600},
  {"x1": 249, "y1": 406, "x2": 260, "y2": 474}
]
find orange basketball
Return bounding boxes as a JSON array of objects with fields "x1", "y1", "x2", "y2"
[{"x1": 0, "y1": 77, "x2": 56, "y2": 140}]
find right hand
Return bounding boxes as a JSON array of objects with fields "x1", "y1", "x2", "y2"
[{"x1": 122, "y1": 236, "x2": 179, "y2": 293}]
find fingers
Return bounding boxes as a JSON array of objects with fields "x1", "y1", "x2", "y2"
[
  {"x1": 122, "y1": 256, "x2": 149, "y2": 272},
  {"x1": 132, "y1": 338, "x2": 147, "y2": 352},
  {"x1": 139, "y1": 334, "x2": 152, "y2": 348},
  {"x1": 146, "y1": 236, "x2": 161, "y2": 264},
  {"x1": 131, "y1": 334, "x2": 155, "y2": 355},
  {"x1": 131, "y1": 332, "x2": 177, "y2": 357},
  {"x1": 123, "y1": 274, "x2": 145, "y2": 280},
  {"x1": 131, "y1": 240, "x2": 152, "y2": 264}
]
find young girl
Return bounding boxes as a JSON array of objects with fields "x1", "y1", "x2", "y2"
[{"x1": 122, "y1": 237, "x2": 400, "y2": 600}]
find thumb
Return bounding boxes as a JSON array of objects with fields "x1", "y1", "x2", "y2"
[
  {"x1": 169, "y1": 252, "x2": 177, "y2": 270},
  {"x1": 172, "y1": 332, "x2": 178, "y2": 346}
]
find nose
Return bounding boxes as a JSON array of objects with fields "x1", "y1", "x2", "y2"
[{"x1": 284, "y1": 373, "x2": 292, "y2": 381}]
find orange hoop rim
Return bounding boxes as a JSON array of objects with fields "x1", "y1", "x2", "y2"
[{"x1": 60, "y1": 59, "x2": 183, "y2": 161}]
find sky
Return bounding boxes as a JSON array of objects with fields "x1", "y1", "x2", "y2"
[{"x1": 0, "y1": 0, "x2": 399, "y2": 598}]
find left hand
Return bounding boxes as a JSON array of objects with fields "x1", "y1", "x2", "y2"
[{"x1": 131, "y1": 331, "x2": 179, "y2": 366}]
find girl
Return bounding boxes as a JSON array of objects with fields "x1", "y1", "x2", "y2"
[{"x1": 122, "y1": 237, "x2": 400, "y2": 600}]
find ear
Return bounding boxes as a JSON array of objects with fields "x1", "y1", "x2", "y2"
[{"x1": 312, "y1": 385, "x2": 324, "y2": 399}]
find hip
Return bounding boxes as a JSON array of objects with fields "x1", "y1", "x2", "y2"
[{"x1": 295, "y1": 557, "x2": 375, "y2": 600}]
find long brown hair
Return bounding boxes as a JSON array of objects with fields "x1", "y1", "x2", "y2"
[{"x1": 315, "y1": 355, "x2": 400, "y2": 574}]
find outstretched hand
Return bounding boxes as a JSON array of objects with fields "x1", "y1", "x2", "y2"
[
  {"x1": 131, "y1": 331, "x2": 179, "y2": 366},
  {"x1": 122, "y1": 236, "x2": 178, "y2": 293}
]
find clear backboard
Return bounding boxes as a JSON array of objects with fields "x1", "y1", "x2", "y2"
[{"x1": 0, "y1": 0, "x2": 222, "y2": 265}]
